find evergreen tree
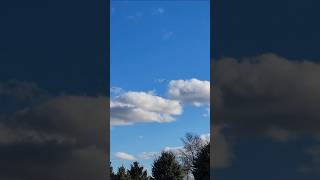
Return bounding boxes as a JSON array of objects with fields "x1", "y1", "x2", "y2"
[
  {"x1": 192, "y1": 143, "x2": 210, "y2": 180},
  {"x1": 116, "y1": 165, "x2": 129, "y2": 180},
  {"x1": 151, "y1": 151, "x2": 183, "y2": 180},
  {"x1": 127, "y1": 161, "x2": 148, "y2": 180}
]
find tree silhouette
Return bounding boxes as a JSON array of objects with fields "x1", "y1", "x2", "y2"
[
  {"x1": 192, "y1": 143, "x2": 210, "y2": 180},
  {"x1": 151, "y1": 151, "x2": 183, "y2": 180},
  {"x1": 115, "y1": 165, "x2": 129, "y2": 180},
  {"x1": 127, "y1": 161, "x2": 148, "y2": 180}
]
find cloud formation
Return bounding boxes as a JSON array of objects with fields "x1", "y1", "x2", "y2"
[
  {"x1": 168, "y1": 79, "x2": 210, "y2": 106},
  {"x1": 138, "y1": 152, "x2": 159, "y2": 160},
  {"x1": 111, "y1": 91, "x2": 182, "y2": 126},
  {"x1": 115, "y1": 152, "x2": 137, "y2": 161}
]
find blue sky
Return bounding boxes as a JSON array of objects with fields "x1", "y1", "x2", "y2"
[{"x1": 110, "y1": 0, "x2": 210, "y2": 173}]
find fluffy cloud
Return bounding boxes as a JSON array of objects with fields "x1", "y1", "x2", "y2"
[
  {"x1": 111, "y1": 91, "x2": 182, "y2": 126},
  {"x1": 163, "y1": 146, "x2": 185, "y2": 155},
  {"x1": 168, "y1": 79, "x2": 210, "y2": 106},
  {"x1": 115, "y1": 152, "x2": 137, "y2": 161}
]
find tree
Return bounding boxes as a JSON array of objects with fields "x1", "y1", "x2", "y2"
[
  {"x1": 180, "y1": 133, "x2": 204, "y2": 178},
  {"x1": 115, "y1": 165, "x2": 129, "y2": 180},
  {"x1": 151, "y1": 151, "x2": 183, "y2": 180},
  {"x1": 127, "y1": 161, "x2": 148, "y2": 180},
  {"x1": 192, "y1": 143, "x2": 210, "y2": 180}
]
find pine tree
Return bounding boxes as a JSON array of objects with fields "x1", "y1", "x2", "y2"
[
  {"x1": 127, "y1": 161, "x2": 148, "y2": 180},
  {"x1": 116, "y1": 165, "x2": 129, "y2": 180},
  {"x1": 151, "y1": 151, "x2": 183, "y2": 180},
  {"x1": 192, "y1": 143, "x2": 210, "y2": 180}
]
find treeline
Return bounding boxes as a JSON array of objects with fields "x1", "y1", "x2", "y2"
[{"x1": 110, "y1": 133, "x2": 210, "y2": 180}]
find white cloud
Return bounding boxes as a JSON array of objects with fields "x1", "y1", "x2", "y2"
[
  {"x1": 138, "y1": 152, "x2": 159, "y2": 160},
  {"x1": 163, "y1": 146, "x2": 185, "y2": 157},
  {"x1": 168, "y1": 79, "x2": 210, "y2": 106},
  {"x1": 110, "y1": 91, "x2": 182, "y2": 126},
  {"x1": 115, "y1": 152, "x2": 136, "y2": 161},
  {"x1": 110, "y1": 86, "x2": 124, "y2": 96},
  {"x1": 200, "y1": 133, "x2": 210, "y2": 143}
]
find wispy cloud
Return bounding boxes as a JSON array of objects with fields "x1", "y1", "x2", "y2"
[
  {"x1": 110, "y1": 86, "x2": 124, "y2": 96},
  {"x1": 154, "y1": 78, "x2": 167, "y2": 83},
  {"x1": 162, "y1": 31, "x2": 174, "y2": 41},
  {"x1": 115, "y1": 152, "x2": 137, "y2": 161},
  {"x1": 127, "y1": 12, "x2": 143, "y2": 22},
  {"x1": 138, "y1": 152, "x2": 159, "y2": 160},
  {"x1": 153, "y1": 7, "x2": 165, "y2": 15}
]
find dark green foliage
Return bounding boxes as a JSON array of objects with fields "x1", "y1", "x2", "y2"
[
  {"x1": 127, "y1": 161, "x2": 148, "y2": 180},
  {"x1": 192, "y1": 143, "x2": 210, "y2": 180},
  {"x1": 151, "y1": 151, "x2": 183, "y2": 180},
  {"x1": 111, "y1": 162, "x2": 149, "y2": 180},
  {"x1": 115, "y1": 165, "x2": 129, "y2": 180}
]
